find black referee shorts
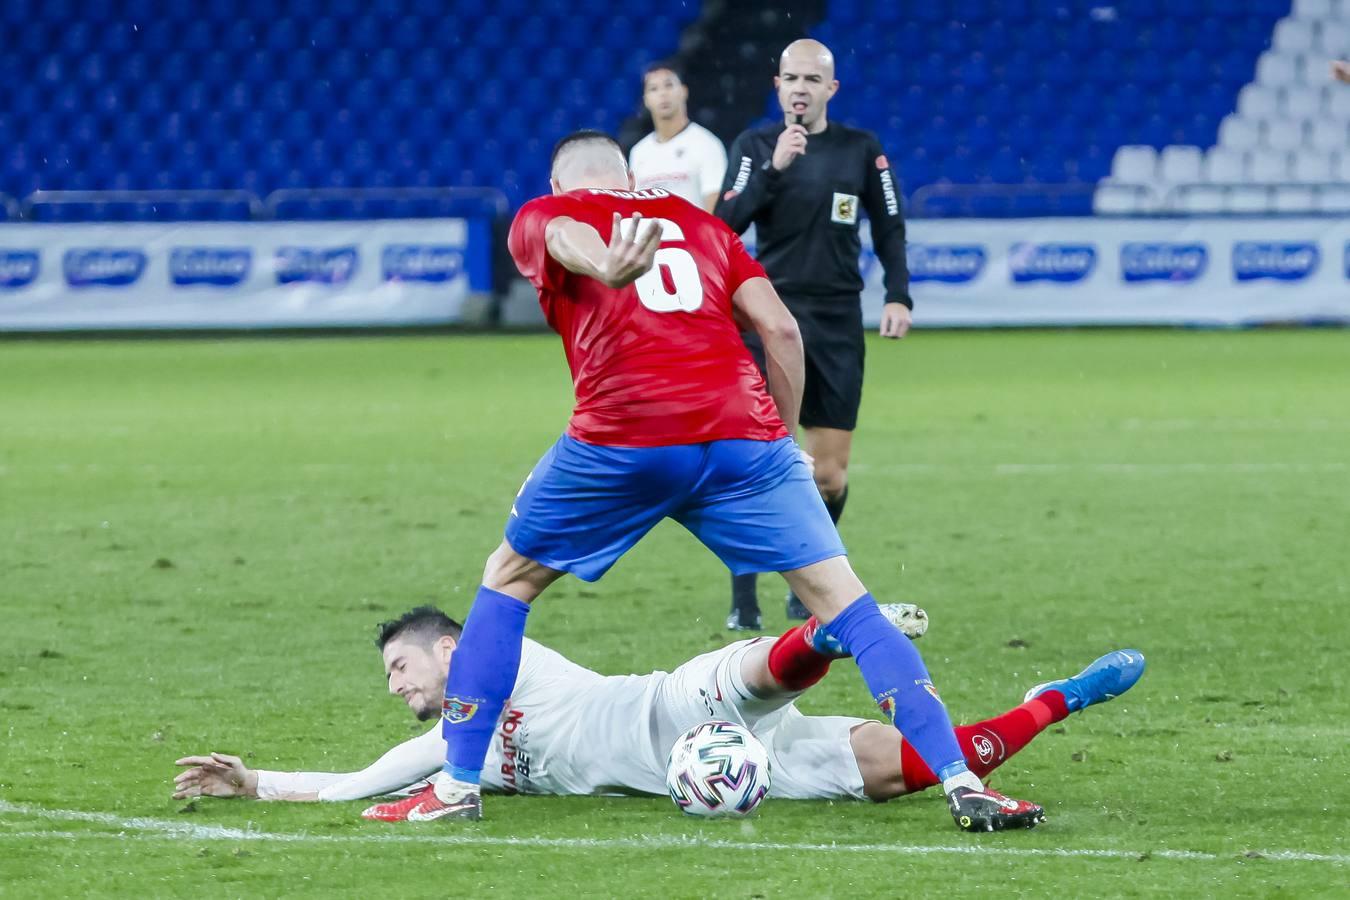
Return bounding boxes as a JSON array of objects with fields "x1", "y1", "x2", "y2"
[{"x1": 743, "y1": 296, "x2": 865, "y2": 432}]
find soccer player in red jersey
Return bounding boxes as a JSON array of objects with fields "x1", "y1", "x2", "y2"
[{"x1": 405, "y1": 130, "x2": 1042, "y2": 832}]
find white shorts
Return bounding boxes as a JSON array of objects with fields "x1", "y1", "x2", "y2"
[{"x1": 655, "y1": 638, "x2": 869, "y2": 801}]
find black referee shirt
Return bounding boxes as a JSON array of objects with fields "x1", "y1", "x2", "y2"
[{"x1": 715, "y1": 121, "x2": 912, "y2": 310}]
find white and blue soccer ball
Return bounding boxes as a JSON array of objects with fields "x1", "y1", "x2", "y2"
[{"x1": 665, "y1": 720, "x2": 771, "y2": 817}]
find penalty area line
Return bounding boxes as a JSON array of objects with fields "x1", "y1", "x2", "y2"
[{"x1": 0, "y1": 801, "x2": 1347, "y2": 865}]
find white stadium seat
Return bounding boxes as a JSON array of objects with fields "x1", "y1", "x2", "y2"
[
  {"x1": 1263, "y1": 117, "x2": 1308, "y2": 151},
  {"x1": 1257, "y1": 52, "x2": 1299, "y2": 87},
  {"x1": 1329, "y1": 88, "x2": 1350, "y2": 118},
  {"x1": 1093, "y1": 182, "x2": 1153, "y2": 214},
  {"x1": 1110, "y1": 145, "x2": 1158, "y2": 183},
  {"x1": 1204, "y1": 147, "x2": 1247, "y2": 182},
  {"x1": 1282, "y1": 87, "x2": 1323, "y2": 119},
  {"x1": 1292, "y1": 150, "x2": 1337, "y2": 180},
  {"x1": 1229, "y1": 185, "x2": 1271, "y2": 213},
  {"x1": 1319, "y1": 22, "x2": 1350, "y2": 55},
  {"x1": 1238, "y1": 84, "x2": 1281, "y2": 118},
  {"x1": 1275, "y1": 18, "x2": 1317, "y2": 53},
  {"x1": 1308, "y1": 118, "x2": 1348, "y2": 152},
  {"x1": 1297, "y1": 53, "x2": 1338, "y2": 83},
  {"x1": 1316, "y1": 184, "x2": 1350, "y2": 213},
  {"x1": 1248, "y1": 149, "x2": 1292, "y2": 181},
  {"x1": 1218, "y1": 114, "x2": 1261, "y2": 149},
  {"x1": 1158, "y1": 145, "x2": 1204, "y2": 183},
  {"x1": 1272, "y1": 185, "x2": 1318, "y2": 212},
  {"x1": 1173, "y1": 185, "x2": 1226, "y2": 214},
  {"x1": 1294, "y1": 0, "x2": 1335, "y2": 19}
]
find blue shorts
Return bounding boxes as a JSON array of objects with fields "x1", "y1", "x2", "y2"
[{"x1": 504, "y1": 435, "x2": 846, "y2": 582}]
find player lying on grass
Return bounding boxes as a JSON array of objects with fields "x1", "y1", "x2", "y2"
[{"x1": 173, "y1": 606, "x2": 1144, "y2": 823}]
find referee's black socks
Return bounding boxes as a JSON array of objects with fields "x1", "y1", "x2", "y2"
[
  {"x1": 824, "y1": 484, "x2": 848, "y2": 525},
  {"x1": 730, "y1": 572, "x2": 761, "y2": 627}
]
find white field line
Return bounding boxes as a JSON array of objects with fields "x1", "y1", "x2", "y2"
[
  {"x1": 849, "y1": 462, "x2": 1349, "y2": 476},
  {"x1": 0, "y1": 801, "x2": 1345, "y2": 865}
]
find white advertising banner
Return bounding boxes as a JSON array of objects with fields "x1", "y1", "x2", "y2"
[
  {"x1": 860, "y1": 217, "x2": 1350, "y2": 327},
  {"x1": 0, "y1": 219, "x2": 487, "y2": 330}
]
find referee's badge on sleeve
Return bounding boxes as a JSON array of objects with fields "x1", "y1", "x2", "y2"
[{"x1": 831, "y1": 193, "x2": 859, "y2": 224}]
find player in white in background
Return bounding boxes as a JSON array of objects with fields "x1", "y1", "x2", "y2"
[
  {"x1": 172, "y1": 605, "x2": 1143, "y2": 821},
  {"x1": 628, "y1": 63, "x2": 728, "y2": 211}
]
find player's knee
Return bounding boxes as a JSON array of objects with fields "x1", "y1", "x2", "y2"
[{"x1": 813, "y1": 463, "x2": 847, "y2": 500}]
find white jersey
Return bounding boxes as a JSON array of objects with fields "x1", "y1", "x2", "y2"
[
  {"x1": 628, "y1": 122, "x2": 728, "y2": 208},
  {"x1": 254, "y1": 638, "x2": 868, "y2": 803}
]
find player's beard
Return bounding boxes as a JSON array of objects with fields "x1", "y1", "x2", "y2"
[{"x1": 412, "y1": 690, "x2": 440, "y2": 721}]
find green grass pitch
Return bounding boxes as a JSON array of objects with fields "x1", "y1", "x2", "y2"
[{"x1": 1, "y1": 329, "x2": 1347, "y2": 897}]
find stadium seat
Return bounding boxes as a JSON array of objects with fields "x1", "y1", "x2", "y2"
[
  {"x1": 1229, "y1": 184, "x2": 1272, "y2": 212},
  {"x1": 1295, "y1": 0, "x2": 1336, "y2": 19},
  {"x1": 1275, "y1": 18, "x2": 1317, "y2": 53},
  {"x1": 1282, "y1": 87, "x2": 1323, "y2": 119},
  {"x1": 1329, "y1": 87, "x2": 1350, "y2": 119},
  {"x1": 1296, "y1": 53, "x2": 1337, "y2": 84},
  {"x1": 1158, "y1": 145, "x2": 1204, "y2": 183},
  {"x1": 1093, "y1": 181, "x2": 1154, "y2": 214},
  {"x1": 1204, "y1": 147, "x2": 1246, "y2": 182},
  {"x1": 1263, "y1": 118, "x2": 1308, "y2": 151},
  {"x1": 1316, "y1": 183, "x2": 1350, "y2": 212},
  {"x1": 1292, "y1": 150, "x2": 1337, "y2": 181},
  {"x1": 1309, "y1": 118, "x2": 1349, "y2": 151},
  {"x1": 1248, "y1": 148, "x2": 1292, "y2": 181},
  {"x1": 1319, "y1": 21, "x2": 1350, "y2": 54},
  {"x1": 1111, "y1": 145, "x2": 1158, "y2": 183},
  {"x1": 1218, "y1": 115, "x2": 1262, "y2": 149},
  {"x1": 1271, "y1": 184, "x2": 1317, "y2": 211},
  {"x1": 1238, "y1": 84, "x2": 1281, "y2": 118},
  {"x1": 1256, "y1": 52, "x2": 1300, "y2": 86},
  {"x1": 1174, "y1": 184, "x2": 1226, "y2": 213}
]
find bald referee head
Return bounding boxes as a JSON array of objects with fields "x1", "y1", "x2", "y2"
[{"x1": 776, "y1": 39, "x2": 839, "y2": 134}]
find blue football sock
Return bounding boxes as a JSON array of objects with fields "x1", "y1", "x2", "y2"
[
  {"x1": 440, "y1": 585, "x2": 531, "y2": 785},
  {"x1": 826, "y1": 594, "x2": 970, "y2": 783}
]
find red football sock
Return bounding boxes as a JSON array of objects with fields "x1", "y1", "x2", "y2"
[
  {"x1": 766, "y1": 622, "x2": 833, "y2": 691},
  {"x1": 899, "y1": 690, "x2": 1072, "y2": 792}
]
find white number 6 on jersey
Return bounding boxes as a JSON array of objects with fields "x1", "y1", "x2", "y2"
[{"x1": 626, "y1": 217, "x2": 704, "y2": 313}]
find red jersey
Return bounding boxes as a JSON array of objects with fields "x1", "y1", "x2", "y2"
[{"x1": 508, "y1": 188, "x2": 788, "y2": 447}]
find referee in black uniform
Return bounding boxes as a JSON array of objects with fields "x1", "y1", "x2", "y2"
[{"x1": 716, "y1": 39, "x2": 913, "y2": 629}]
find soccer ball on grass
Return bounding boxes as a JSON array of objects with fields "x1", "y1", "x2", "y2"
[{"x1": 665, "y1": 720, "x2": 771, "y2": 817}]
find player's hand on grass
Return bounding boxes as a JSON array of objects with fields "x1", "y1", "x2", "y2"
[
  {"x1": 772, "y1": 124, "x2": 809, "y2": 171},
  {"x1": 173, "y1": 751, "x2": 259, "y2": 799},
  {"x1": 601, "y1": 212, "x2": 662, "y2": 289},
  {"x1": 879, "y1": 302, "x2": 911, "y2": 339}
]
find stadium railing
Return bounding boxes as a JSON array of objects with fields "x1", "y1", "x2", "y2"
[
  {"x1": 12, "y1": 187, "x2": 509, "y2": 223},
  {"x1": 21, "y1": 190, "x2": 265, "y2": 223},
  {"x1": 262, "y1": 187, "x2": 508, "y2": 221},
  {"x1": 909, "y1": 182, "x2": 1134, "y2": 218},
  {"x1": 1093, "y1": 182, "x2": 1350, "y2": 216},
  {"x1": 1161, "y1": 182, "x2": 1350, "y2": 215}
]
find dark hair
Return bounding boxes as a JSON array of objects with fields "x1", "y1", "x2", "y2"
[
  {"x1": 550, "y1": 129, "x2": 623, "y2": 170},
  {"x1": 375, "y1": 606, "x2": 463, "y2": 650},
  {"x1": 642, "y1": 60, "x2": 683, "y2": 84}
]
